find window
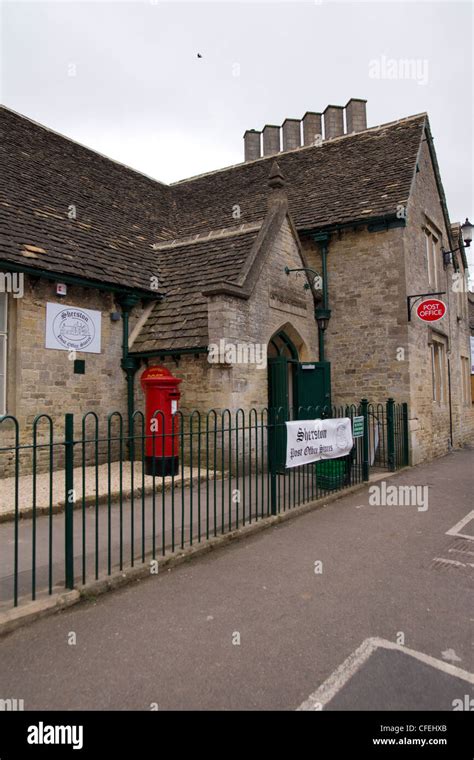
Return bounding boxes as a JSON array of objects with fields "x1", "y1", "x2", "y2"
[
  {"x1": 457, "y1": 269, "x2": 469, "y2": 320},
  {"x1": 457, "y1": 289, "x2": 465, "y2": 321},
  {"x1": 0, "y1": 293, "x2": 7, "y2": 415},
  {"x1": 461, "y1": 356, "x2": 470, "y2": 405},
  {"x1": 425, "y1": 231, "x2": 432, "y2": 285},
  {"x1": 425, "y1": 229, "x2": 439, "y2": 290},
  {"x1": 431, "y1": 337, "x2": 447, "y2": 403}
]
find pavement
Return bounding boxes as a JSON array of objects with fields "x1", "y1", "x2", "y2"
[
  {"x1": 0, "y1": 461, "x2": 217, "y2": 520},
  {"x1": 0, "y1": 447, "x2": 472, "y2": 710}
]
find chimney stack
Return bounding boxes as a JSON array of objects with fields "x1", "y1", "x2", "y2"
[
  {"x1": 243, "y1": 99, "x2": 368, "y2": 160},
  {"x1": 282, "y1": 119, "x2": 301, "y2": 151},
  {"x1": 345, "y1": 98, "x2": 367, "y2": 133},
  {"x1": 262, "y1": 125, "x2": 280, "y2": 156},
  {"x1": 302, "y1": 111, "x2": 322, "y2": 146},
  {"x1": 243, "y1": 129, "x2": 261, "y2": 161},
  {"x1": 323, "y1": 105, "x2": 344, "y2": 139}
]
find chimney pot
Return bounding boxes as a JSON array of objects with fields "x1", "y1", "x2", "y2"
[
  {"x1": 323, "y1": 105, "x2": 344, "y2": 139},
  {"x1": 244, "y1": 129, "x2": 261, "y2": 162},
  {"x1": 282, "y1": 118, "x2": 301, "y2": 151},
  {"x1": 302, "y1": 111, "x2": 322, "y2": 146},
  {"x1": 345, "y1": 98, "x2": 367, "y2": 133},
  {"x1": 262, "y1": 125, "x2": 281, "y2": 156}
]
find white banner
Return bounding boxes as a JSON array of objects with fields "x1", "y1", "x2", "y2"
[
  {"x1": 285, "y1": 417, "x2": 353, "y2": 469},
  {"x1": 45, "y1": 303, "x2": 102, "y2": 354},
  {"x1": 471, "y1": 336, "x2": 474, "y2": 374}
]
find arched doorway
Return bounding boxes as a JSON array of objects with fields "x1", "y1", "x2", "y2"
[
  {"x1": 268, "y1": 327, "x2": 331, "y2": 471},
  {"x1": 268, "y1": 330, "x2": 298, "y2": 418},
  {"x1": 268, "y1": 327, "x2": 330, "y2": 417}
]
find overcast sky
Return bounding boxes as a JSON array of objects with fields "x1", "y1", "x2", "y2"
[{"x1": 1, "y1": 0, "x2": 473, "y2": 268}]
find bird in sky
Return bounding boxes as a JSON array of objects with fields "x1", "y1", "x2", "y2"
[{"x1": 197, "y1": 53, "x2": 202, "y2": 58}]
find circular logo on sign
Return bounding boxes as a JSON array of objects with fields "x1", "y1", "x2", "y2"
[
  {"x1": 416, "y1": 299, "x2": 446, "y2": 322},
  {"x1": 53, "y1": 309, "x2": 95, "y2": 350},
  {"x1": 336, "y1": 423, "x2": 349, "y2": 450}
]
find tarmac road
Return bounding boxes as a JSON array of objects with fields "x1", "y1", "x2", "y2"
[{"x1": 0, "y1": 448, "x2": 472, "y2": 710}]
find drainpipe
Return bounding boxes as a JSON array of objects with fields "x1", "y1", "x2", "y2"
[
  {"x1": 318, "y1": 316, "x2": 326, "y2": 362},
  {"x1": 311, "y1": 233, "x2": 331, "y2": 362},
  {"x1": 447, "y1": 355, "x2": 453, "y2": 449},
  {"x1": 118, "y1": 294, "x2": 141, "y2": 457}
]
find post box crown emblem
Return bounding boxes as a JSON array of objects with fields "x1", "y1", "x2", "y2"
[{"x1": 140, "y1": 366, "x2": 182, "y2": 387}]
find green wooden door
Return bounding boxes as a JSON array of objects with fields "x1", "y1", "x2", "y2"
[
  {"x1": 294, "y1": 361, "x2": 331, "y2": 418},
  {"x1": 268, "y1": 358, "x2": 331, "y2": 471},
  {"x1": 268, "y1": 357, "x2": 289, "y2": 471}
]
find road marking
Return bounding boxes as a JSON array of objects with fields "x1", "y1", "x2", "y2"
[
  {"x1": 433, "y1": 557, "x2": 467, "y2": 568},
  {"x1": 449, "y1": 547, "x2": 474, "y2": 557},
  {"x1": 297, "y1": 637, "x2": 474, "y2": 711},
  {"x1": 446, "y1": 511, "x2": 474, "y2": 541}
]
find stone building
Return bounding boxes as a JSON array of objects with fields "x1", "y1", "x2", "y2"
[
  {"x1": 469, "y1": 291, "x2": 474, "y2": 402},
  {"x1": 0, "y1": 98, "x2": 472, "y2": 470}
]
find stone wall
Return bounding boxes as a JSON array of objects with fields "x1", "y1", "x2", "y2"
[
  {"x1": 0, "y1": 276, "x2": 147, "y2": 475},
  {"x1": 139, "y1": 216, "x2": 319, "y2": 415},
  {"x1": 301, "y1": 225, "x2": 410, "y2": 407},
  {"x1": 402, "y1": 136, "x2": 474, "y2": 463}
]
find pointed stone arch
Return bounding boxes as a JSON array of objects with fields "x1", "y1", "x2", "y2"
[{"x1": 267, "y1": 322, "x2": 310, "y2": 362}]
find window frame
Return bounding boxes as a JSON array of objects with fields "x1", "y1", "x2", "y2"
[
  {"x1": 461, "y1": 355, "x2": 470, "y2": 406},
  {"x1": 431, "y1": 335, "x2": 447, "y2": 404},
  {"x1": 424, "y1": 225, "x2": 441, "y2": 291},
  {"x1": 425, "y1": 231, "x2": 433, "y2": 286}
]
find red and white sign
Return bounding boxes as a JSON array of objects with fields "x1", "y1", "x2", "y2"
[{"x1": 416, "y1": 299, "x2": 446, "y2": 322}]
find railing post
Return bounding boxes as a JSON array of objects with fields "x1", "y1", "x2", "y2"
[
  {"x1": 402, "y1": 402, "x2": 410, "y2": 467},
  {"x1": 65, "y1": 413, "x2": 75, "y2": 589},
  {"x1": 360, "y1": 398, "x2": 370, "y2": 481},
  {"x1": 269, "y1": 408, "x2": 278, "y2": 516},
  {"x1": 386, "y1": 397, "x2": 395, "y2": 471}
]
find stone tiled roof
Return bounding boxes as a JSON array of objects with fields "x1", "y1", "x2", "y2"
[
  {"x1": 171, "y1": 114, "x2": 427, "y2": 236},
  {"x1": 0, "y1": 106, "x2": 429, "y2": 349},
  {"x1": 131, "y1": 226, "x2": 260, "y2": 352},
  {"x1": 0, "y1": 107, "x2": 173, "y2": 294}
]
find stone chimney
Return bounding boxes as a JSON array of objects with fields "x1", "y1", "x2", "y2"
[
  {"x1": 302, "y1": 112, "x2": 322, "y2": 146},
  {"x1": 323, "y1": 105, "x2": 344, "y2": 139},
  {"x1": 243, "y1": 99, "x2": 368, "y2": 160},
  {"x1": 282, "y1": 119, "x2": 301, "y2": 151},
  {"x1": 243, "y1": 129, "x2": 261, "y2": 161},
  {"x1": 262, "y1": 125, "x2": 280, "y2": 156},
  {"x1": 345, "y1": 98, "x2": 367, "y2": 133}
]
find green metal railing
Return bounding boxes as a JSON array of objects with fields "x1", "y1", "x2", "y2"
[{"x1": 0, "y1": 399, "x2": 408, "y2": 609}]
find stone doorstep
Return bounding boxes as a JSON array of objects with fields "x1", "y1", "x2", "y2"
[
  {"x1": 0, "y1": 468, "x2": 405, "y2": 637},
  {"x1": 0, "y1": 468, "x2": 226, "y2": 524}
]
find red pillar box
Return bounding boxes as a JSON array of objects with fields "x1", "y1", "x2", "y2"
[{"x1": 140, "y1": 366, "x2": 182, "y2": 476}]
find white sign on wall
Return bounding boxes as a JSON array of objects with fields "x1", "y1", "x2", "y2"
[
  {"x1": 45, "y1": 303, "x2": 102, "y2": 354},
  {"x1": 471, "y1": 336, "x2": 474, "y2": 374},
  {"x1": 285, "y1": 417, "x2": 353, "y2": 469}
]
